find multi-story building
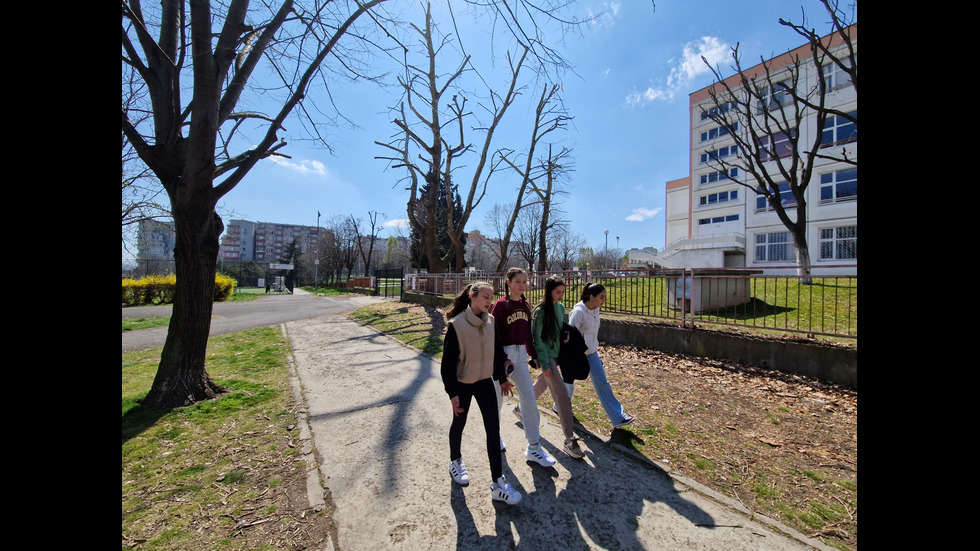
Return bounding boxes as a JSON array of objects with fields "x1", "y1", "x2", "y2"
[
  {"x1": 220, "y1": 219, "x2": 324, "y2": 263},
  {"x1": 137, "y1": 219, "x2": 176, "y2": 260},
  {"x1": 663, "y1": 24, "x2": 856, "y2": 274},
  {"x1": 135, "y1": 219, "x2": 176, "y2": 275}
]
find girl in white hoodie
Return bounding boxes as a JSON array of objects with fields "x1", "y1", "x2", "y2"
[{"x1": 567, "y1": 283, "x2": 636, "y2": 429}]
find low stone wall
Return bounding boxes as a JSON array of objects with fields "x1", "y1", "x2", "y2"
[
  {"x1": 401, "y1": 291, "x2": 857, "y2": 389},
  {"x1": 403, "y1": 291, "x2": 453, "y2": 309},
  {"x1": 600, "y1": 319, "x2": 856, "y2": 389}
]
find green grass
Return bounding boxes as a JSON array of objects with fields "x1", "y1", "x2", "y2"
[
  {"x1": 226, "y1": 287, "x2": 272, "y2": 302},
  {"x1": 300, "y1": 286, "x2": 356, "y2": 296},
  {"x1": 123, "y1": 317, "x2": 170, "y2": 332},
  {"x1": 122, "y1": 327, "x2": 306, "y2": 550},
  {"x1": 349, "y1": 303, "x2": 445, "y2": 357}
]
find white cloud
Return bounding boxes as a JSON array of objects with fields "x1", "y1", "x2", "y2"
[
  {"x1": 384, "y1": 218, "x2": 410, "y2": 230},
  {"x1": 626, "y1": 36, "x2": 731, "y2": 107},
  {"x1": 625, "y1": 207, "x2": 662, "y2": 222},
  {"x1": 268, "y1": 156, "x2": 327, "y2": 176},
  {"x1": 586, "y1": 1, "x2": 622, "y2": 29}
]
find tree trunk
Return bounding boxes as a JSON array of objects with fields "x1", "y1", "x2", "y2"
[
  {"x1": 142, "y1": 181, "x2": 227, "y2": 409},
  {"x1": 794, "y1": 237, "x2": 813, "y2": 284}
]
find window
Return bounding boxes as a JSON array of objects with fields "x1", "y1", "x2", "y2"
[
  {"x1": 821, "y1": 111, "x2": 857, "y2": 147},
  {"x1": 700, "y1": 101, "x2": 736, "y2": 121},
  {"x1": 699, "y1": 190, "x2": 738, "y2": 206},
  {"x1": 700, "y1": 168, "x2": 738, "y2": 184},
  {"x1": 819, "y1": 225, "x2": 857, "y2": 260},
  {"x1": 755, "y1": 182, "x2": 796, "y2": 211},
  {"x1": 822, "y1": 58, "x2": 854, "y2": 90},
  {"x1": 755, "y1": 231, "x2": 792, "y2": 262},
  {"x1": 699, "y1": 214, "x2": 739, "y2": 225},
  {"x1": 758, "y1": 129, "x2": 796, "y2": 160},
  {"x1": 699, "y1": 122, "x2": 739, "y2": 142},
  {"x1": 700, "y1": 145, "x2": 738, "y2": 164},
  {"x1": 756, "y1": 80, "x2": 793, "y2": 112},
  {"x1": 820, "y1": 168, "x2": 857, "y2": 203}
]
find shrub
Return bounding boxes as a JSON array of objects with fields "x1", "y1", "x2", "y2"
[
  {"x1": 214, "y1": 273, "x2": 237, "y2": 301},
  {"x1": 122, "y1": 273, "x2": 236, "y2": 306}
]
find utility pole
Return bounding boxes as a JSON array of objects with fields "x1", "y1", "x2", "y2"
[
  {"x1": 315, "y1": 211, "x2": 321, "y2": 288},
  {"x1": 604, "y1": 230, "x2": 609, "y2": 269}
]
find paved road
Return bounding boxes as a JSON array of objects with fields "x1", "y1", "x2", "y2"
[{"x1": 121, "y1": 289, "x2": 386, "y2": 353}]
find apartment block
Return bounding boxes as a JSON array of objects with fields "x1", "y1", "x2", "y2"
[
  {"x1": 137, "y1": 219, "x2": 176, "y2": 260},
  {"x1": 220, "y1": 219, "x2": 325, "y2": 263},
  {"x1": 664, "y1": 24, "x2": 856, "y2": 274}
]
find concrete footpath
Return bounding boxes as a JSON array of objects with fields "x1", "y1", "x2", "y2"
[{"x1": 283, "y1": 311, "x2": 834, "y2": 551}]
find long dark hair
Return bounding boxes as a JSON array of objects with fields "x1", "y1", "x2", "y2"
[
  {"x1": 445, "y1": 281, "x2": 493, "y2": 320},
  {"x1": 534, "y1": 275, "x2": 565, "y2": 342},
  {"x1": 580, "y1": 282, "x2": 606, "y2": 303},
  {"x1": 504, "y1": 267, "x2": 526, "y2": 298}
]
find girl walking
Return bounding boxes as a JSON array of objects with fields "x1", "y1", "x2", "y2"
[
  {"x1": 490, "y1": 268, "x2": 557, "y2": 467},
  {"x1": 441, "y1": 281, "x2": 522, "y2": 505},
  {"x1": 568, "y1": 283, "x2": 636, "y2": 428},
  {"x1": 530, "y1": 275, "x2": 586, "y2": 459}
]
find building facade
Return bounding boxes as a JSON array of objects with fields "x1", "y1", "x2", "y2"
[
  {"x1": 137, "y1": 219, "x2": 176, "y2": 260},
  {"x1": 220, "y1": 219, "x2": 324, "y2": 263},
  {"x1": 135, "y1": 219, "x2": 177, "y2": 275},
  {"x1": 664, "y1": 24, "x2": 856, "y2": 274}
]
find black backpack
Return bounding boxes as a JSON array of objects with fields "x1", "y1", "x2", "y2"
[{"x1": 557, "y1": 322, "x2": 590, "y2": 384}]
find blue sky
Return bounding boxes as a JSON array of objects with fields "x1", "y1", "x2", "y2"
[{"x1": 211, "y1": 0, "x2": 849, "y2": 257}]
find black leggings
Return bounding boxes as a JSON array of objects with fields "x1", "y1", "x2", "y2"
[{"x1": 449, "y1": 377, "x2": 502, "y2": 481}]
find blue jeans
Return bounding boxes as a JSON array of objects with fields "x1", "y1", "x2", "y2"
[{"x1": 584, "y1": 352, "x2": 628, "y2": 424}]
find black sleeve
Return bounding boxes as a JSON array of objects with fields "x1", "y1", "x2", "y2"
[
  {"x1": 441, "y1": 323, "x2": 462, "y2": 397},
  {"x1": 492, "y1": 330, "x2": 509, "y2": 384}
]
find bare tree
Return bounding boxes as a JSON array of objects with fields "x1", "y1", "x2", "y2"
[
  {"x1": 376, "y1": 3, "x2": 528, "y2": 273},
  {"x1": 530, "y1": 144, "x2": 573, "y2": 271},
  {"x1": 494, "y1": 83, "x2": 571, "y2": 271},
  {"x1": 122, "y1": 0, "x2": 581, "y2": 407},
  {"x1": 780, "y1": 0, "x2": 857, "y2": 94},
  {"x1": 699, "y1": 15, "x2": 856, "y2": 282},
  {"x1": 122, "y1": 0, "x2": 392, "y2": 408},
  {"x1": 512, "y1": 201, "x2": 543, "y2": 270},
  {"x1": 548, "y1": 226, "x2": 586, "y2": 271},
  {"x1": 351, "y1": 211, "x2": 383, "y2": 276},
  {"x1": 122, "y1": 66, "x2": 169, "y2": 254}
]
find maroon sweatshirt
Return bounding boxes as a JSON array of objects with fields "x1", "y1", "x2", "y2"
[{"x1": 490, "y1": 296, "x2": 536, "y2": 360}]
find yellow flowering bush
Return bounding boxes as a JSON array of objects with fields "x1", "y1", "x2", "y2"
[
  {"x1": 122, "y1": 273, "x2": 236, "y2": 306},
  {"x1": 214, "y1": 273, "x2": 237, "y2": 301}
]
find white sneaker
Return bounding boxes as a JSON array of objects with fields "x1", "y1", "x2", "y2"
[
  {"x1": 524, "y1": 444, "x2": 557, "y2": 467},
  {"x1": 491, "y1": 475, "x2": 522, "y2": 505},
  {"x1": 500, "y1": 436, "x2": 506, "y2": 452},
  {"x1": 449, "y1": 459, "x2": 470, "y2": 485}
]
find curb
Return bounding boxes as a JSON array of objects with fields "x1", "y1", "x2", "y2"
[{"x1": 280, "y1": 323, "x2": 327, "y2": 513}]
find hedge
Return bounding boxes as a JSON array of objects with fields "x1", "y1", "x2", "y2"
[{"x1": 122, "y1": 273, "x2": 237, "y2": 306}]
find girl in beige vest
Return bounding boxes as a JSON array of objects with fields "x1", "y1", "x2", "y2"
[{"x1": 441, "y1": 281, "x2": 521, "y2": 505}]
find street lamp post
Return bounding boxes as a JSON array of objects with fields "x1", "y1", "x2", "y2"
[
  {"x1": 604, "y1": 230, "x2": 609, "y2": 270},
  {"x1": 314, "y1": 211, "x2": 320, "y2": 289}
]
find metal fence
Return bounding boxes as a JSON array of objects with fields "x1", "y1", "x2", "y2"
[{"x1": 404, "y1": 266, "x2": 857, "y2": 341}]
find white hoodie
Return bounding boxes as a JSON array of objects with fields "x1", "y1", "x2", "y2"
[{"x1": 569, "y1": 300, "x2": 601, "y2": 355}]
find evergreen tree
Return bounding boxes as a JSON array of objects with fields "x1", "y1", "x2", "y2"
[{"x1": 410, "y1": 174, "x2": 467, "y2": 271}]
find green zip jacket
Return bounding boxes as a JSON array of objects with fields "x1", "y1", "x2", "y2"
[{"x1": 531, "y1": 301, "x2": 565, "y2": 370}]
